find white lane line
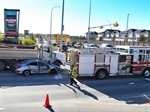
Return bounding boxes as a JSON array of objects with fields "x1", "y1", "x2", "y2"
[{"x1": 143, "y1": 78, "x2": 150, "y2": 82}]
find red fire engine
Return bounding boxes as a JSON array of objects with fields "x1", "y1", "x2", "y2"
[{"x1": 70, "y1": 46, "x2": 150, "y2": 80}]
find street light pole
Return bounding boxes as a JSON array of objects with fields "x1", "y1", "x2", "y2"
[
  {"x1": 126, "y1": 14, "x2": 129, "y2": 37},
  {"x1": 106, "y1": 20, "x2": 111, "y2": 39},
  {"x1": 106, "y1": 20, "x2": 111, "y2": 29},
  {"x1": 87, "y1": 0, "x2": 92, "y2": 45},
  {"x1": 60, "y1": 0, "x2": 65, "y2": 52},
  {"x1": 50, "y1": 6, "x2": 60, "y2": 43}
]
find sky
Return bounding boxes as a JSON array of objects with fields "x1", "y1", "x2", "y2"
[{"x1": 0, "y1": 0, "x2": 150, "y2": 36}]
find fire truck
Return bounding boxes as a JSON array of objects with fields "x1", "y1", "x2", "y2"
[{"x1": 69, "y1": 47, "x2": 150, "y2": 80}]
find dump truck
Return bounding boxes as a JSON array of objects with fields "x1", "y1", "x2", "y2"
[{"x1": 0, "y1": 42, "x2": 66, "y2": 71}]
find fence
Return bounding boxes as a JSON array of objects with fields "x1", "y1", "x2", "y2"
[
  {"x1": 71, "y1": 38, "x2": 150, "y2": 46},
  {"x1": 97, "y1": 40, "x2": 150, "y2": 46}
]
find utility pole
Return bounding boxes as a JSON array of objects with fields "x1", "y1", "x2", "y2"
[
  {"x1": 126, "y1": 14, "x2": 129, "y2": 37},
  {"x1": 125, "y1": 14, "x2": 129, "y2": 44}
]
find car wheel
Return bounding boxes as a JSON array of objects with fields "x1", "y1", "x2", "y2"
[
  {"x1": 142, "y1": 68, "x2": 150, "y2": 78},
  {"x1": 23, "y1": 70, "x2": 31, "y2": 76},
  {"x1": 0, "y1": 61, "x2": 6, "y2": 71},
  {"x1": 50, "y1": 69, "x2": 57, "y2": 75}
]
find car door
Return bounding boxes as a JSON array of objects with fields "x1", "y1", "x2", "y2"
[
  {"x1": 38, "y1": 61, "x2": 50, "y2": 74},
  {"x1": 28, "y1": 62, "x2": 39, "y2": 74}
]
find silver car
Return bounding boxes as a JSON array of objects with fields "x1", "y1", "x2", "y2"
[
  {"x1": 15, "y1": 59, "x2": 58, "y2": 76},
  {"x1": 100, "y1": 43, "x2": 113, "y2": 48}
]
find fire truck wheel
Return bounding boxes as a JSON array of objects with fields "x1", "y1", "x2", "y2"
[
  {"x1": 96, "y1": 69, "x2": 108, "y2": 80},
  {"x1": 142, "y1": 68, "x2": 150, "y2": 78}
]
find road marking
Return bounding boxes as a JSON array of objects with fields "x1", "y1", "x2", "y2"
[
  {"x1": 143, "y1": 94, "x2": 150, "y2": 101},
  {"x1": 143, "y1": 78, "x2": 150, "y2": 82}
]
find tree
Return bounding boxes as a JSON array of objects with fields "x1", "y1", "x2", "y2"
[
  {"x1": 30, "y1": 33, "x2": 35, "y2": 41},
  {"x1": 139, "y1": 32, "x2": 145, "y2": 42},
  {"x1": 21, "y1": 38, "x2": 36, "y2": 45},
  {"x1": 112, "y1": 32, "x2": 116, "y2": 41},
  {"x1": 147, "y1": 32, "x2": 150, "y2": 42},
  {"x1": 139, "y1": 32, "x2": 145, "y2": 46},
  {"x1": 35, "y1": 33, "x2": 41, "y2": 38}
]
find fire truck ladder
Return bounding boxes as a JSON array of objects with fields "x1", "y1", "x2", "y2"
[{"x1": 78, "y1": 48, "x2": 116, "y2": 54}]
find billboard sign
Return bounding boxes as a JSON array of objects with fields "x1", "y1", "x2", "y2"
[
  {"x1": 24, "y1": 30, "x2": 29, "y2": 37},
  {"x1": 4, "y1": 9, "x2": 20, "y2": 37}
]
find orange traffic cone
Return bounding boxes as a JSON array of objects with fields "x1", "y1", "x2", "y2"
[{"x1": 43, "y1": 94, "x2": 51, "y2": 108}]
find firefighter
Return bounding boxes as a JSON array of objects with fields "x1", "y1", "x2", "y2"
[
  {"x1": 70, "y1": 65, "x2": 77, "y2": 86},
  {"x1": 65, "y1": 51, "x2": 68, "y2": 62},
  {"x1": 63, "y1": 51, "x2": 68, "y2": 62}
]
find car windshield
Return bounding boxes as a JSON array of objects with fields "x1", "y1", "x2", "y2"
[
  {"x1": 78, "y1": 43, "x2": 82, "y2": 45},
  {"x1": 90, "y1": 44, "x2": 95, "y2": 47},
  {"x1": 106, "y1": 45, "x2": 113, "y2": 47}
]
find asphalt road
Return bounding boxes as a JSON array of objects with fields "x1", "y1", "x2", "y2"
[{"x1": 0, "y1": 66, "x2": 150, "y2": 112}]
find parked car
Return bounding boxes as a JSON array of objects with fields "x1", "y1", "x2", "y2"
[
  {"x1": 88, "y1": 44, "x2": 100, "y2": 48},
  {"x1": 100, "y1": 43, "x2": 113, "y2": 48},
  {"x1": 15, "y1": 59, "x2": 59, "y2": 76},
  {"x1": 93, "y1": 44, "x2": 100, "y2": 48},
  {"x1": 83, "y1": 43, "x2": 99, "y2": 49},
  {"x1": 83, "y1": 43, "x2": 89, "y2": 49},
  {"x1": 74, "y1": 42, "x2": 83, "y2": 49},
  {"x1": 71, "y1": 41, "x2": 77, "y2": 47},
  {"x1": 66, "y1": 41, "x2": 72, "y2": 47}
]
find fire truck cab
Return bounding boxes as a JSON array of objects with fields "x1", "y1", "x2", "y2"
[
  {"x1": 70, "y1": 47, "x2": 150, "y2": 80},
  {"x1": 114, "y1": 45, "x2": 150, "y2": 77}
]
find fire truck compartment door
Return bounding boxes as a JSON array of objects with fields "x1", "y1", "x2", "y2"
[
  {"x1": 78, "y1": 54, "x2": 95, "y2": 75},
  {"x1": 105, "y1": 55, "x2": 119, "y2": 74}
]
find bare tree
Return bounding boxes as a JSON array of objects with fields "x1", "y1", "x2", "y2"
[
  {"x1": 139, "y1": 32, "x2": 145, "y2": 42},
  {"x1": 147, "y1": 32, "x2": 150, "y2": 42}
]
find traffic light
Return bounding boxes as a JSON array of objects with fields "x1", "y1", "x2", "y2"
[
  {"x1": 99, "y1": 26, "x2": 103, "y2": 29},
  {"x1": 0, "y1": 34, "x2": 2, "y2": 40},
  {"x1": 56, "y1": 34, "x2": 60, "y2": 44},
  {"x1": 64, "y1": 34, "x2": 67, "y2": 44},
  {"x1": 114, "y1": 22, "x2": 119, "y2": 27}
]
